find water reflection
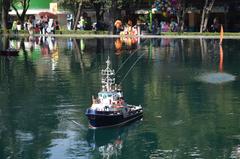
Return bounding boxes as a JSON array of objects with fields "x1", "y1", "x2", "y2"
[
  {"x1": 230, "y1": 145, "x2": 240, "y2": 159},
  {"x1": 86, "y1": 121, "x2": 152, "y2": 159},
  {"x1": 197, "y1": 39, "x2": 236, "y2": 84},
  {"x1": 87, "y1": 127, "x2": 124, "y2": 158},
  {"x1": 114, "y1": 37, "x2": 139, "y2": 55},
  {"x1": 0, "y1": 37, "x2": 239, "y2": 159}
]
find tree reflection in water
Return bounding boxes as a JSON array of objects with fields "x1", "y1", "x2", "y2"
[{"x1": 0, "y1": 37, "x2": 239, "y2": 159}]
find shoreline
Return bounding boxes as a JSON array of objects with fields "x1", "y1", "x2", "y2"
[{"x1": 2, "y1": 33, "x2": 240, "y2": 39}]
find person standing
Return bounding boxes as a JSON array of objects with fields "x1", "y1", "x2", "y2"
[
  {"x1": 210, "y1": 18, "x2": 220, "y2": 32},
  {"x1": 79, "y1": 16, "x2": 85, "y2": 30},
  {"x1": 39, "y1": 16, "x2": 45, "y2": 34},
  {"x1": 53, "y1": 20, "x2": 60, "y2": 34},
  {"x1": 114, "y1": 19, "x2": 123, "y2": 34},
  {"x1": 11, "y1": 20, "x2": 18, "y2": 34},
  {"x1": 27, "y1": 19, "x2": 34, "y2": 35}
]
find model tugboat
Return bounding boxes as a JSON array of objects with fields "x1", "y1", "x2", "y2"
[
  {"x1": 85, "y1": 57, "x2": 143, "y2": 129},
  {"x1": 0, "y1": 48, "x2": 19, "y2": 56}
]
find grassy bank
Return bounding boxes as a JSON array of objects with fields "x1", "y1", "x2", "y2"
[
  {"x1": 1, "y1": 29, "x2": 240, "y2": 37},
  {"x1": 160, "y1": 32, "x2": 240, "y2": 36}
]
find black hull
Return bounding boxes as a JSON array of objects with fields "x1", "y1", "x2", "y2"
[
  {"x1": 0, "y1": 50, "x2": 19, "y2": 56},
  {"x1": 85, "y1": 109, "x2": 143, "y2": 129}
]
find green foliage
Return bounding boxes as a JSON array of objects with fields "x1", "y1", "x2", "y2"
[
  {"x1": 57, "y1": 0, "x2": 86, "y2": 14},
  {"x1": 11, "y1": 0, "x2": 31, "y2": 23},
  {"x1": 58, "y1": 0, "x2": 131, "y2": 14},
  {"x1": 138, "y1": 15, "x2": 149, "y2": 23},
  {"x1": 11, "y1": 0, "x2": 30, "y2": 10}
]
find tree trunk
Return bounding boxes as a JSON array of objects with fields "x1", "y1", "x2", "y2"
[
  {"x1": 200, "y1": 0, "x2": 215, "y2": 33},
  {"x1": 3, "y1": 35, "x2": 10, "y2": 50},
  {"x1": 203, "y1": 13, "x2": 209, "y2": 31},
  {"x1": 73, "y1": 0, "x2": 83, "y2": 30},
  {"x1": 179, "y1": 19, "x2": 185, "y2": 32},
  {"x1": 177, "y1": 10, "x2": 186, "y2": 32},
  {"x1": 95, "y1": 4, "x2": 104, "y2": 23},
  {"x1": 12, "y1": 9, "x2": 26, "y2": 28},
  {"x1": 1, "y1": 0, "x2": 10, "y2": 32},
  {"x1": 12, "y1": 0, "x2": 30, "y2": 29},
  {"x1": 175, "y1": 0, "x2": 186, "y2": 33},
  {"x1": 200, "y1": 0, "x2": 208, "y2": 33},
  {"x1": 109, "y1": 1, "x2": 120, "y2": 34},
  {"x1": 94, "y1": 4, "x2": 105, "y2": 31}
]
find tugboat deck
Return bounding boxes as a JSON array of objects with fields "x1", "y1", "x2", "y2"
[{"x1": 85, "y1": 56, "x2": 143, "y2": 128}]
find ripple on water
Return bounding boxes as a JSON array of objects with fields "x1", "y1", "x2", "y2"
[
  {"x1": 196, "y1": 72, "x2": 236, "y2": 84},
  {"x1": 230, "y1": 145, "x2": 240, "y2": 159},
  {"x1": 149, "y1": 149, "x2": 174, "y2": 159}
]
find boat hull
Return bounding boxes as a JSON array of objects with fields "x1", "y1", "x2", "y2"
[
  {"x1": 0, "y1": 50, "x2": 19, "y2": 56},
  {"x1": 85, "y1": 108, "x2": 143, "y2": 129}
]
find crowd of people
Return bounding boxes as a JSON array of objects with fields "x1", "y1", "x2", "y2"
[
  {"x1": 113, "y1": 18, "x2": 179, "y2": 36},
  {"x1": 152, "y1": 19, "x2": 178, "y2": 34},
  {"x1": 10, "y1": 13, "x2": 221, "y2": 36},
  {"x1": 11, "y1": 15, "x2": 61, "y2": 35}
]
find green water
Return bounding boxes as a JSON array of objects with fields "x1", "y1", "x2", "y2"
[{"x1": 0, "y1": 37, "x2": 239, "y2": 159}]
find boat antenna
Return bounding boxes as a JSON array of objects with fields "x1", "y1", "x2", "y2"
[
  {"x1": 115, "y1": 50, "x2": 136, "y2": 74},
  {"x1": 115, "y1": 39, "x2": 148, "y2": 75},
  {"x1": 101, "y1": 56, "x2": 115, "y2": 91},
  {"x1": 119, "y1": 53, "x2": 145, "y2": 84}
]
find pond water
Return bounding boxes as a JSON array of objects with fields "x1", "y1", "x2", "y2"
[{"x1": 0, "y1": 36, "x2": 239, "y2": 159}]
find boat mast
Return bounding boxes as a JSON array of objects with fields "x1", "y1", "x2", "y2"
[{"x1": 101, "y1": 56, "x2": 115, "y2": 91}]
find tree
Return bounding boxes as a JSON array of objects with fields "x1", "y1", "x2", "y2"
[
  {"x1": 200, "y1": 0, "x2": 215, "y2": 33},
  {"x1": 149, "y1": 0, "x2": 189, "y2": 32},
  {"x1": 90, "y1": 0, "x2": 110, "y2": 23},
  {"x1": 11, "y1": 0, "x2": 31, "y2": 27},
  {"x1": 174, "y1": 0, "x2": 187, "y2": 32},
  {"x1": 0, "y1": 0, "x2": 2, "y2": 26},
  {"x1": 57, "y1": 0, "x2": 79, "y2": 16},
  {"x1": 58, "y1": 0, "x2": 111, "y2": 30},
  {"x1": 73, "y1": 0, "x2": 83, "y2": 30},
  {"x1": 57, "y1": 0, "x2": 88, "y2": 30},
  {"x1": 58, "y1": 0, "x2": 139, "y2": 31},
  {"x1": 1, "y1": 0, "x2": 11, "y2": 32}
]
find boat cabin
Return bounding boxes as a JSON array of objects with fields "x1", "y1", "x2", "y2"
[{"x1": 98, "y1": 91, "x2": 123, "y2": 106}]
